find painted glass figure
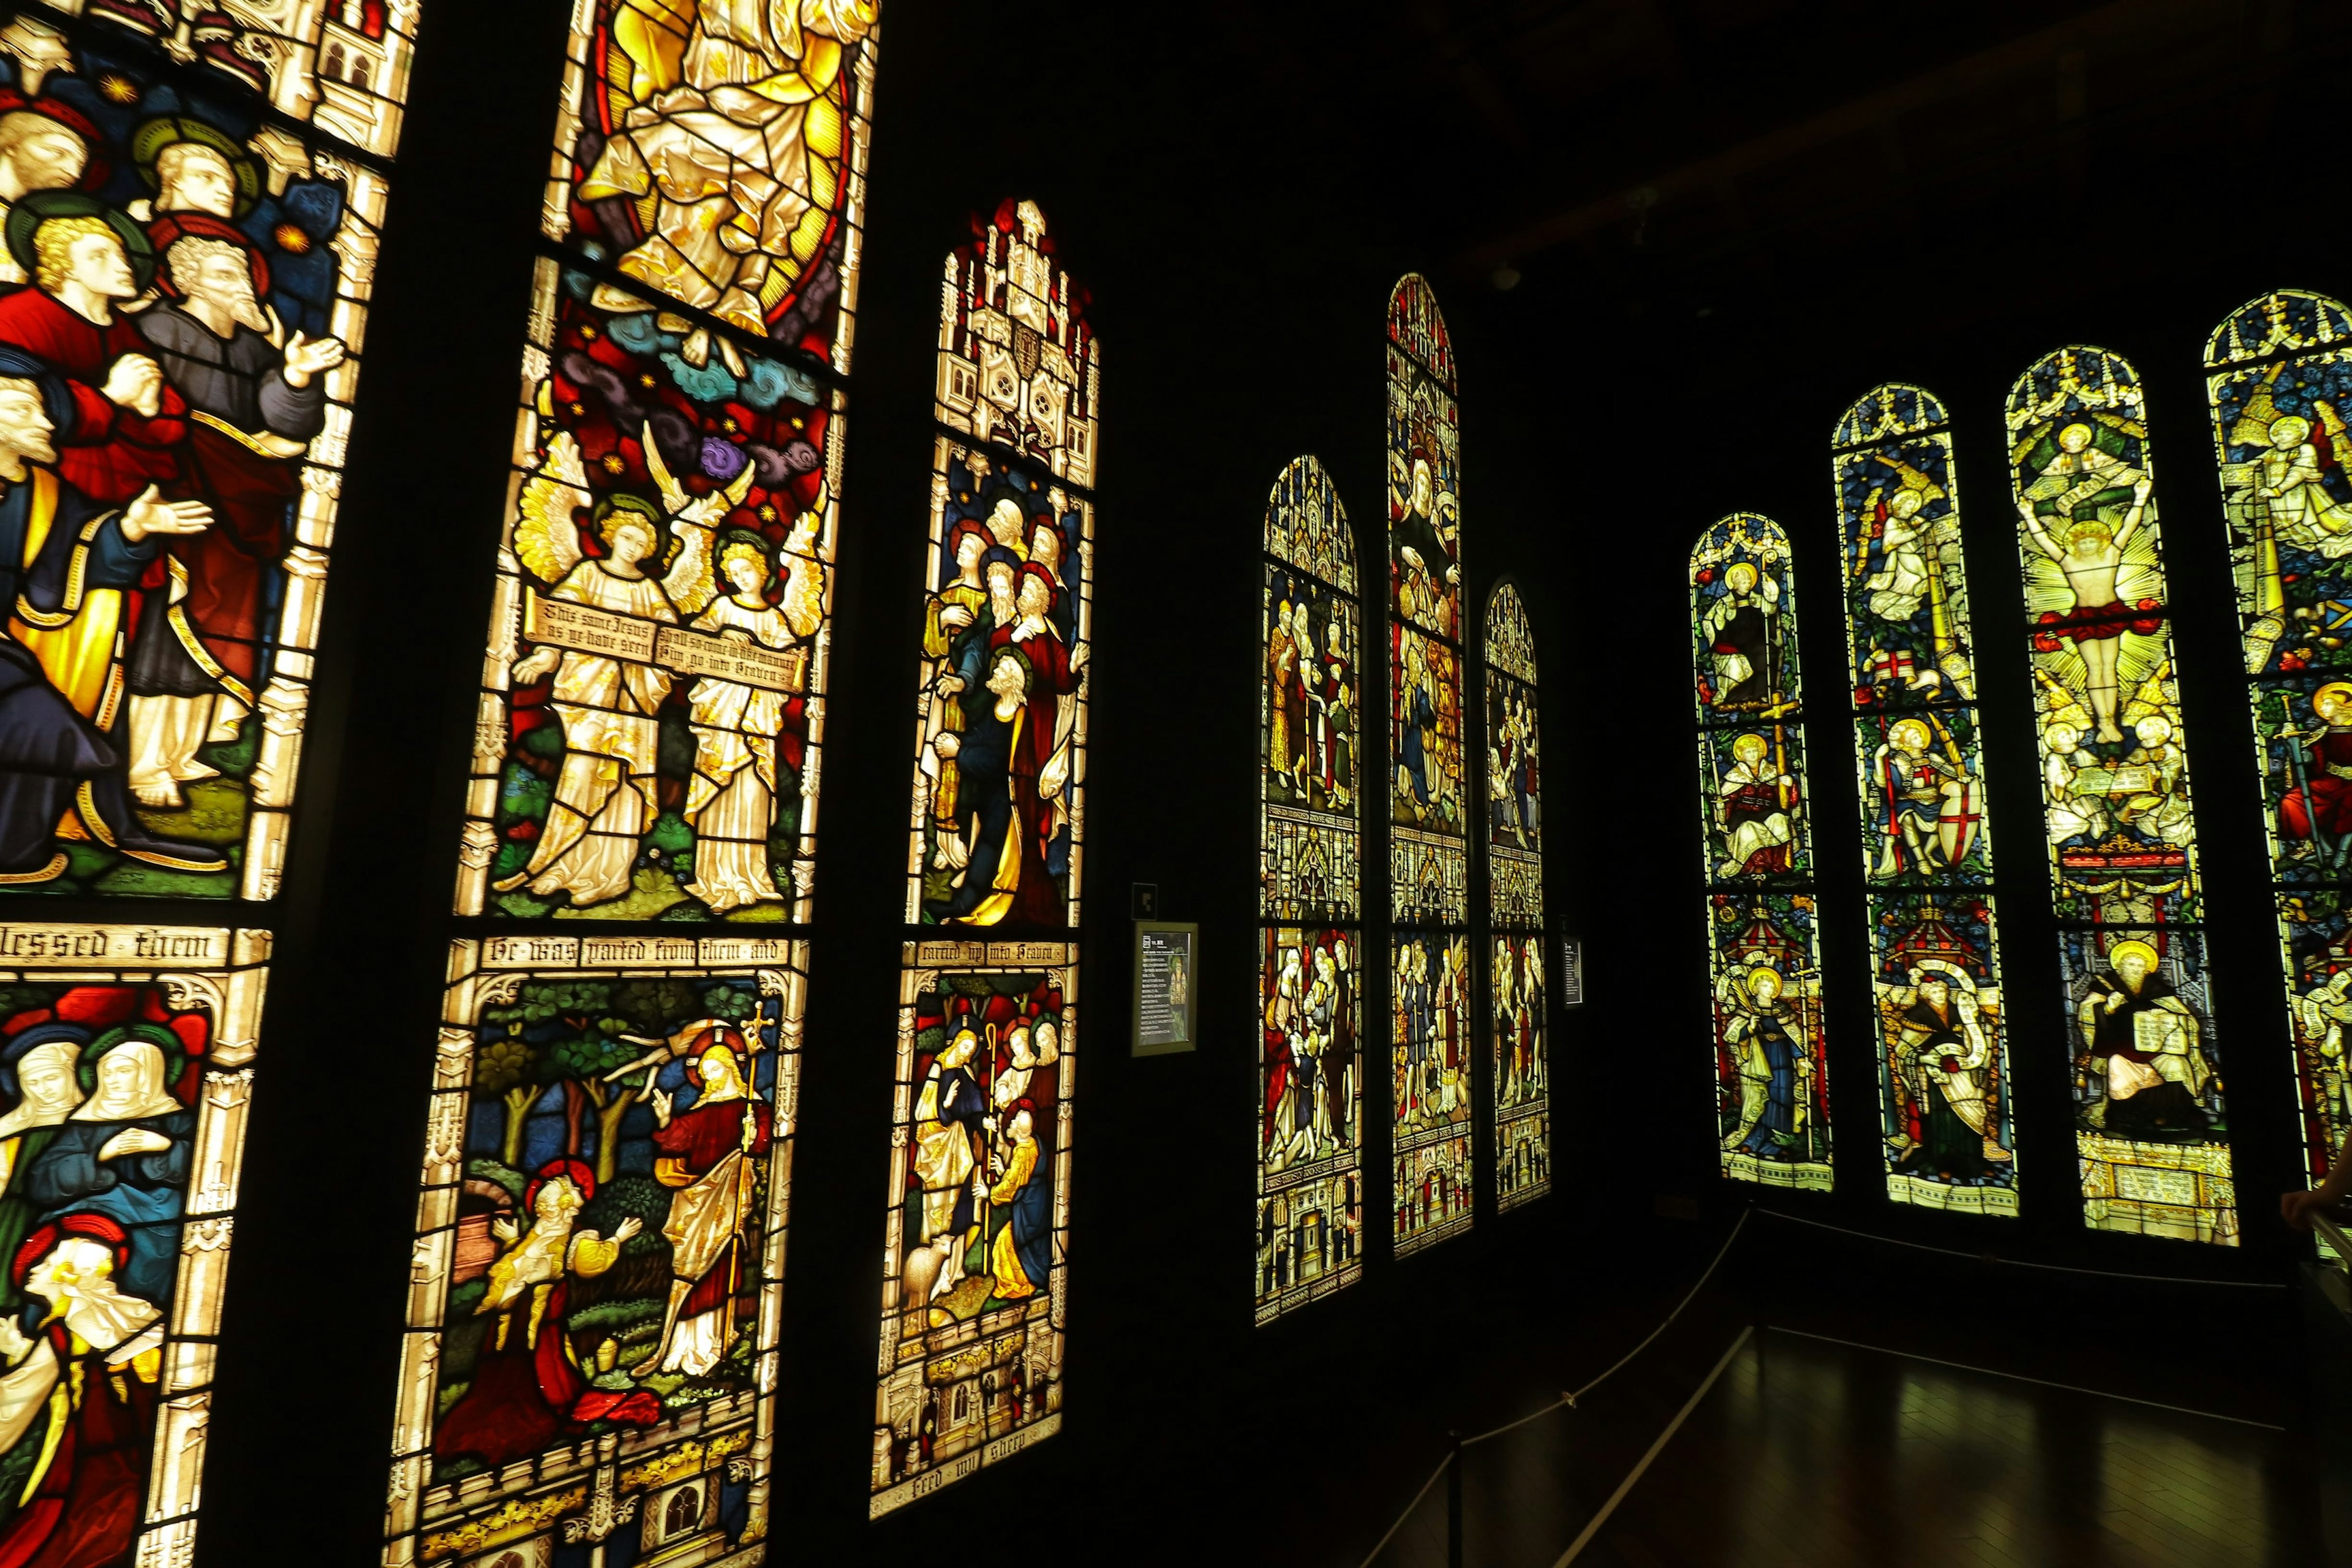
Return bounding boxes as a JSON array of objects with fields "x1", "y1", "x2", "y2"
[
  {"x1": 0, "y1": 9, "x2": 417, "y2": 900},
  {"x1": 1258, "y1": 457, "x2": 1360, "y2": 1320},
  {"x1": 877, "y1": 200, "x2": 1092, "y2": 1512},
  {"x1": 2205, "y1": 290, "x2": 2352, "y2": 1211},
  {"x1": 1694, "y1": 514, "x2": 1832, "y2": 1189},
  {"x1": 2010, "y1": 346, "x2": 2234, "y2": 1243},
  {"x1": 1485, "y1": 583, "x2": 1547, "y2": 1209},
  {"x1": 1387, "y1": 276, "x2": 1472, "y2": 1253},
  {"x1": 1834, "y1": 385, "x2": 2018, "y2": 1214}
]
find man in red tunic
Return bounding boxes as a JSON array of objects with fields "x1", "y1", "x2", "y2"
[
  {"x1": 639, "y1": 1024, "x2": 774, "y2": 1381},
  {"x1": 0, "y1": 192, "x2": 184, "y2": 507}
]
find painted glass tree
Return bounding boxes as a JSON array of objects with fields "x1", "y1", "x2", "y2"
[
  {"x1": 1484, "y1": 582, "x2": 1548, "y2": 1210},
  {"x1": 1387, "y1": 274, "x2": 1473, "y2": 1254},
  {"x1": 387, "y1": 6, "x2": 880, "y2": 1563},
  {"x1": 1694, "y1": 513, "x2": 1833, "y2": 1189},
  {"x1": 0, "y1": 4, "x2": 413, "y2": 900},
  {"x1": 875, "y1": 198, "x2": 1094, "y2": 1512},
  {"x1": 2204, "y1": 290, "x2": 2352, "y2": 1210},
  {"x1": 2010, "y1": 346, "x2": 2234, "y2": 1243},
  {"x1": 1834, "y1": 385, "x2": 2018, "y2": 1215},
  {"x1": 1259, "y1": 456, "x2": 1363, "y2": 1321}
]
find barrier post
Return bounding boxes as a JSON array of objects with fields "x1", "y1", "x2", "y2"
[{"x1": 1446, "y1": 1430, "x2": 1463, "y2": 1568}]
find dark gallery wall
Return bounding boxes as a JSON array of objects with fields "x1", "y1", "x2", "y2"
[{"x1": 154, "y1": 1, "x2": 2352, "y2": 1564}]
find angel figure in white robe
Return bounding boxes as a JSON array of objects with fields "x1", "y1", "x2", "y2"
[
  {"x1": 682, "y1": 526, "x2": 824, "y2": 912},
  {"x1": 587, "y1": 0, "x2": 880, "y2": 360},
  {"x1": 496, "y1": 427, "x2": 749, "y2": 909}
]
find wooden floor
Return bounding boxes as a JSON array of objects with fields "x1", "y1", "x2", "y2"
[{"x1": 1423, "y1": 1327, "x2": 2326, "y2": 1568}]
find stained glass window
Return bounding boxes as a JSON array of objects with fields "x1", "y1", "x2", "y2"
[
  {"x1": 387, "y1": 6, "x2": 879, "y2": 1562},
  {"x1": 2204, "y1": 290, "x2": 2352, "y2": 1210},
  {"x1": 1693, "y1": 513, "x2": 1833, "y2": 1190},
  {"x1": 1484, "y1": 582, "x2": 1548, "y2": 1210},
  {"x1": 1833, "y1": 386, "x2": 2018, "y2": 1215},
  {"x1": 876, "y1": 199, "x2": 1093, "y2": 1512},
  {"x1": 2009, "y1": 346, "x2": 2234, "y2": 1244},
  {"x1": 1259, "y1": 456, "x2": 1362, "y2": 1321},
  {"x1": 1387, "y1": 275, "x2": 1472, "y2": 1254},
  {"x1": 0, "y1": 7, "x2": 414, "y2": 899}
]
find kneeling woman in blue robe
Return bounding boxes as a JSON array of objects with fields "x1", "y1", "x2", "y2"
[{"x1": 21, "y1": 1031, "x2": 194, "y2": 1311}]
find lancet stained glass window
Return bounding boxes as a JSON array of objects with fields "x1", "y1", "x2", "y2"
[
  {"x1": 1258, "y1": 456, "x2": 1362, "y2": 1320},
  {"x1": 1387, "y1": 274, "x2": 1472, "y2": 1254},
  {"x1": 2204, "y1": 290, "x2": 2352, "y2": 1206},
  {"x1": 877, "y1": 199, "x2": 1094, "y2": 1512},
  {"x1": 1484, "y1": 582, "x2": 1547, "y2": 1210},
  {"x1": 386, "y1": 6, "x2": 880, "y2": 1563},
  {"x1": 2009, "y1": 346, "x2": 2234, "y2": 1244},
  {"x1": 1834, "y1": 385, "x2": 2018, "y2": 1215},
  {"x1": 1694, "y1": 513, "x2": 1833, "y2": 1190},
  {"x1": 0, "y1": 6, "x2": 415, "y2": 899}
]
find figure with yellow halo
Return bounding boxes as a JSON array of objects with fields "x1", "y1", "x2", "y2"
[
  {"x1": 586, "y1": 0, "x2": 880, "y2": 355},
  {"x1": 634, "y1": 1021, "x2": 774, "y2": 1379},
  {"x1": 1702, "y1": 551, "x2": 1781, "y2": 709},
  {"x1": 680, "y1": 528, "x2": 821, "y2": 913},
  {"x1": 2252, "y1": 410, "x2": 2352, "y2": 556},
  {"x1": 1871, "y1": 716, "x2": 1975, "y2": 878},
  {"x1": 1719, "y1": 962, "x2": 1812, "y2": 1159},
  {"x1": 2280, "y1": 681, "x2": 2352, "y2": 866},
  {"x1": 2078, "y1": 938, "x2": 2211, "y2": 1137},
  {"x1": 1717, "y1": 731, "x2": 1796, "y2": 877},
  {"x1": 498, "y1": 426, "x2": 751, "y2": 910},
  {"x1": 2018, "y1": 420, "x2": 2154, "y2": 743}
]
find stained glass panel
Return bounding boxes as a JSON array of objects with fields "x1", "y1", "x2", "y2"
[
  {"x1": 1693, "y1": 514, "x2": 1833, "y2": 1189},
  {"x1": 386, "y1": 937, "x2": 801, "y2": 1565},
  {"x1": 0, "y1": 11, "x2": 417, "y2": 900},
  {"x1": 1258, "y1": 456, "x2": 1360, "y2": 1321},
  {"x1": 1484, "y1": 582, "x2": 1547, "y2": 1210},
  {"x1": 873, "y1": 939, "x2": 1072, "y2": 1515},
  {"x1": 1834, "y1": 385, "x2": 2018, "y2": 1215},
  {"x1": 2206, "y1": 289, "x2": 2352, "y2": 1203},
  {"x1": 2009, "y1": 346, "x2": 2233, "y2": 1242},
  {"x1": 1387, "y1": 274, "x2": 1472, "y2": 1251},
  {"x1": 1391, "y1": 928, "x2": 1472, "y2": 1253},
  {"x1": 0, "y1": 924, "x2": 267, "y2": 1566},
  {"x1": 878, "y1": 201, "x2": 1091, "y2": 1509}
]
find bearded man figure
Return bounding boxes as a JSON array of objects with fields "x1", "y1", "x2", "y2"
[{"x1": 123, "y1": 216, "x2": 342, "y2": 807}]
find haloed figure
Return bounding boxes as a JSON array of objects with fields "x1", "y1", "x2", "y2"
[
  {"x1": 2020, "y1": 421, "x2": 2153, "y2": 744},
  {"x1": 2079, "y1": 940, "x2": 2211, "y2": 1137},
  {"x1": 683, "y1": 537, "x2": 815, "y2": 913},
  {"x1": 640, "y1": 1028, "x2": 774, "y2": 1380}
]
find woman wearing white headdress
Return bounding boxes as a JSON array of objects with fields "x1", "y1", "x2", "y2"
[
  {"x1": 21, "y1": 1033, "x2": 191, "y2": 1309},
  {"x1": 0, "y1": 1034, "x2": 83, "y2": 1306}
]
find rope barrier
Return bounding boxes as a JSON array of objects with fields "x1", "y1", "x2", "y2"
[
  {"x1": 1355, "y1": 1205, "x2": 1754, "y2": 1566},
  {"x1": 1754, "y1": 1206, "x2": 2288, "y2": 1289}
]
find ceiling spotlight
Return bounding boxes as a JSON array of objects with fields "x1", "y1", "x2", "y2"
[{"x1": 1491, "y1": 264, "x2": 1521, "y2": 292}]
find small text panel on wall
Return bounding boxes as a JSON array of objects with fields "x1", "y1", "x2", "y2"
[
  {"x1": 385, "y1": 6, "x2": 881, "y2": 1564},
  {"x1": 1833, "y1": 385, "x2": 2019, "y2": 1215},
  {"x1": 2204, "y1": 289, "x2": 2352, "y2": 1205},
  {"x1": 1693, "y1": 513, "x2": 1834, "y2": 1191},
  {"x1": 1259, "y1": 456, "x2": 1364, "y2": 1321},
  {"x1": 877, "y1": 200, "x2": 1095, "y2": 1513},
  {"x1": 2008, "y1": 346, "x2": 2234, "y2": 1245},
  {"x1": 1484, "y1": 582, "x2": 1548, "y2": 1210},
  {"x1": 1387, "y1": 275, "x2": 1472, "y2": 1254}
]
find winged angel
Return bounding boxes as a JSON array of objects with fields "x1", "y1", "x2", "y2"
[{"x1": 493, "y1": 427, "x2": 753, "y2": 909}]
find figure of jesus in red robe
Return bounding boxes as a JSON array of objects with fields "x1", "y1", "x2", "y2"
[{"x1": 640, "y1": 1027, "x2": 774, "y2": 1381}]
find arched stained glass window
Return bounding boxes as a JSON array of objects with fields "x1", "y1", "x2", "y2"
[
  {"x1": 1834, "y1": 386, "x2": 2018, "y2": 1215},
  {"x1": 1485, "y1": 582, "x2": 1549, "y2": 1210},
  {"x1": 2009, "y1": 347, "x2": 2234, "y2": 1244},
  {"x1": 878, "y1": 198, "x2": 1095, "y2": 1511},
  {"x1": 388, "y1": 7, "x2": 879, "y2": 1560},
  {"x1": 1258, "y1": 456, "x2": 1363, "y2": 1321},
  {"x1": 1387, "y1": 275, "x2": 1473, "y2": 1254},
  {"x1": 1693, "y1": 513, "x2": 1833, "y2": 1190},
  {"x1": 2204, "y1": 290, "x2": 2352, "y2": 1206}
]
